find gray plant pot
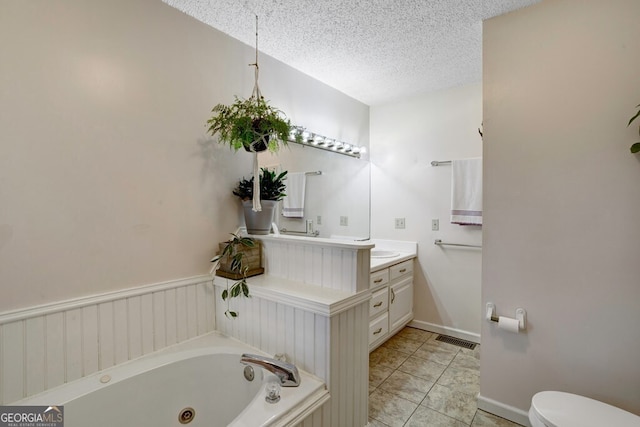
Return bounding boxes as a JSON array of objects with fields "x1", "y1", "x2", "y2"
[{"x1": 242, "y1": 200, "x2": 278, "y2": 235}]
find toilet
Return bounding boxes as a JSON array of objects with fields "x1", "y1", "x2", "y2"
[{"x1": 529, "y1": 391, "x2": 640, "y2": 427}]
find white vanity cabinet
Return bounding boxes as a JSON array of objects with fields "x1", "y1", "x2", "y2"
[{"x1": 369, "y1": 258, "x2": 414, "y2": 351}]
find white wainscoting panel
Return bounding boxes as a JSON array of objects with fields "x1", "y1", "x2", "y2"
[
  {"x1": 0, "y1": 276, "x2": 215, "y2": 404},
  {"x1": 214, "y1": 278, "x2": 370, "y2": 427},
  {"x1": 260, "y1": 238, "x2": 371, "y2": 293}
]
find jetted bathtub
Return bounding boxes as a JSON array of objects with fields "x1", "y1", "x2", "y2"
[{"x1": 14, "y1": 332, "x2": 328, "y2": 427}]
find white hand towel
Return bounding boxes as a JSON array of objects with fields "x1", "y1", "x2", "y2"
[
  {"x1": 451, "y1": 158, "x2": 483, "y2": 226},
  {"x1": 282, "y1": 172, "x2": 306, "y2": 218}
]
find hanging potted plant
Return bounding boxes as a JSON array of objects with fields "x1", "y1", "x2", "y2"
[
  {"x1": 233, "y1": 168, "x2": 287, "y2": 235},
  {"x1": 205, "y1": 15, "x2": 300, "y2": 214},
  {"x1": 206, "y1": 95, "x2": 294, "y2": 153}
]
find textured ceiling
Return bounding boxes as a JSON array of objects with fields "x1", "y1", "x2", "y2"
[{"x1": 163, "y1": 0, "x2": 539, "y2": 106}]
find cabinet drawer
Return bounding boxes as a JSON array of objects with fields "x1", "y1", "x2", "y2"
[
  {"x1": 369, "y1": 312, "x2": 389, "y2": 346},
  {"x1": 369, "y1": 287, "x2": 388, "y2": 318},
  {"x1": 390, "y1": 259, "x2": 413, "y2": 281},
  {"x1": 370, "y1": 269, "x2": 389, "y2": 289}
]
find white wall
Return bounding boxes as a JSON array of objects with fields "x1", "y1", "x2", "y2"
[
  {"x1": 481, "y1": 0, "x2": 640, "y2": 420},
  {"x1": 0, "y1": 0, "x2": 368, "y2": 312},
  {"x1": 370, "y1": 83, "x2": 483, "y2": 340}
]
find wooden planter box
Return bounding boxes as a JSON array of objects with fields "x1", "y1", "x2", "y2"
[{"x1": 215, "y1": 240, "x2": 264, "y2": 279}]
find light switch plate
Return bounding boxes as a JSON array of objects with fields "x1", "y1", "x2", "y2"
[
  {"x1": 395, "y1": 218, "x2": 406, "y2": 229},
  {"x1": 432, "y1": 219, "x2": 439, "y2": 231}
]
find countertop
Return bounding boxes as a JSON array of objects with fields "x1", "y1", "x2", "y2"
[
  {"x1": 370, "y1": 239, "x2": 418, "y2": 272},
  {"x1": 370, "y1": 252, "x2": 416, "y2": 272}
]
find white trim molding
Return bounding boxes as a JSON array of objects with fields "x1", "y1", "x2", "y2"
[
  {"x1": 409, "y1": 319, "x2": 481, "y2": 344},
  {"x1": 477, "y1": 393, "x2": 532, "y2": 427}
]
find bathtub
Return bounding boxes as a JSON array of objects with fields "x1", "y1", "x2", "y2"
[{"x1": 14, "y1": 332, "x2": 328, "y2": 427}]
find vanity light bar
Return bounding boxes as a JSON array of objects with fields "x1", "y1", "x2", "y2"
[{"x1": 288, "y1": 127, "x2": 366, "y2": 159}]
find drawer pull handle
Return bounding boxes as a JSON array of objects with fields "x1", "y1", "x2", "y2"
[
  {"x1": 373, "y1": 328, "x2": 382, "y2": 335},
  {"x1": 399, "y1": 268, "x2": 407, "y2": 273},
  {"x1": 373, "y1": 302, "x2": 383, "y2": 308},
  {"x1": 391, "y1": 288, "x2": 396, "y2": 304},
  {"x1": 373, "y1": 278, "x2": 383, "y2": 283}
]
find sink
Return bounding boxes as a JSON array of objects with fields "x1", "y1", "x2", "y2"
[{"x1": 371, "y1": 250, "x2": 400, "y2": 258}]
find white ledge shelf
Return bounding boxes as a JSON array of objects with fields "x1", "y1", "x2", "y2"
[
  {"x1": 247, "y1": 233, "x2": 375, "y2": 250},
  {"x1": 213, "y1": 275, "x2": 371, "y2": 317}
]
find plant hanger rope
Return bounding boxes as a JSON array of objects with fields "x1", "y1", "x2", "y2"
[
  {"x1": 250, "y1": 14, "x2": 262, "y2": 100},
  {"x1": 249, "y1": 14, "x2": 262, "y2": 212}
]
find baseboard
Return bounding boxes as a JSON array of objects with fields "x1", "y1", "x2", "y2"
[
  {"x1": 477, "y1": 394, "x2": 531, "y2": 427},
  {"x1": 408, "y1": 320, "x2": 481, "y2": 344}
]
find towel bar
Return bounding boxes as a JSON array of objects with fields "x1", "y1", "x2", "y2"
[
  {"x1": 431, "y1": 160, "x2": 452, "y2": 166},
  {"x1": 434, "y1": 239, "x2": 482, "y2": 248}
]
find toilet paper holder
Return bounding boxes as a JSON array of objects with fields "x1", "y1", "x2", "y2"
[{"x1": 486, "y1": 303, "x2": 527, "y2": 331}]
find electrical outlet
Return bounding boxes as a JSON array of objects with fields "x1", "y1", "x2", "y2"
[
  {"x1": 340, "y1": 216, "x2": 348, "y2": 226},
  {"x1": 432, "y1": 219, "x2": 439, "y2": 231},
  {"x1": 316, "y1": 215, "x2": 322, "y2": 225},
  {"x1": 395, "y1": 218, "x2": 406, "y2": 229}
]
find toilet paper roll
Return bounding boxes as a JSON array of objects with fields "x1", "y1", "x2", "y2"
[{"x1": 498, "y1": 316, "x2": 520, "y2": 333}]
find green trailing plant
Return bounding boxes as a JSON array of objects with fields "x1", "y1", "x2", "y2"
[
  {"x1": 211, "y1": 233, "x2": 255, "y2": 318},
  {"x1": 233, "y1": 168, "x2": 287, "y2": 201},
  {"x1": 206, "y1": 96, "x2": 298, "y2": 153},
  {"x1": 628, "y1": 104, "x2": 640, "y2": 154}
]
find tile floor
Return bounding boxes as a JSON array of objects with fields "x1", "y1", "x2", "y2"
[{"x1": 369, "y1": 327, "x2": 524, "y2": 427}]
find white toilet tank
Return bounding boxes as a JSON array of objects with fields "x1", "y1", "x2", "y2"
[{"x1": 529, "y1": 391, "x2": 640, "y2": 427}]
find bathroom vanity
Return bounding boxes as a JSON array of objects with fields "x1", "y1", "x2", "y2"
[{"x1": 368, "y1": 240, "x2": 417, "y2": 351}]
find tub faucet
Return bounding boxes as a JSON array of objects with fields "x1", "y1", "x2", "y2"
[{"x1": 240, "y1": 353, "x2": 301, "y2": 387}]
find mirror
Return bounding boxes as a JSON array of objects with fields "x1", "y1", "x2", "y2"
[{"x1": 259, "y1": 143, "x2": 370, "y2": 239}]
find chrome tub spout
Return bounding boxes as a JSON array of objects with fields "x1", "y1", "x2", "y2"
[{"x1": 240, "y1": 354, "x2": 301, "y2": 387}]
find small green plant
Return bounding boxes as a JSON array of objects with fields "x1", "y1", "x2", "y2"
[
  {"x1": 211, "y1": 234, "x2": 255, "y2": 318},
  {"x1": 233, "y1": 168, "x2": 287, "y2": 201},
  {"x1": 206, "y1": 96, "x2": 298, "y2": 153},
  {"x1": 628, "y1": 104, "x2": 640, "y2": 154}
]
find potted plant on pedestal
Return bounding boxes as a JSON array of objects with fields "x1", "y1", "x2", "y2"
[
  {"x1": 233, "y1": 168, "x2": 287, "y2": 235},
  {"x1": 211, "y1": 233, "x2": 260, "y2": 318}
]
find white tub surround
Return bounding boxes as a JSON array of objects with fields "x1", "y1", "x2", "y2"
[
  {"x1": 217, "y1": 234, "x2": 373, "y2": 427},
  {"x1": 0, "y1": 275, "x2": 215, "y2": 405},
  {"x1": 16, "y1": 332, "x2": 328, "y2": 427}
]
